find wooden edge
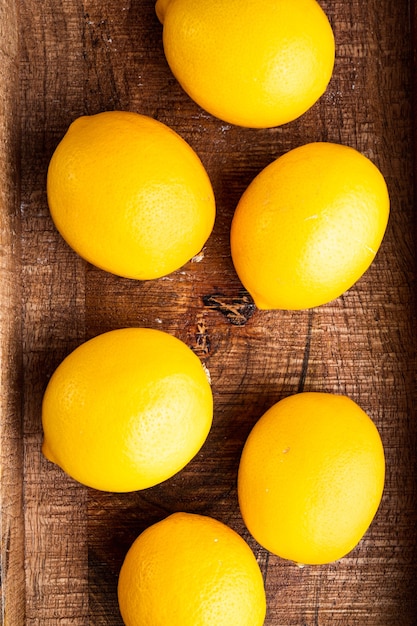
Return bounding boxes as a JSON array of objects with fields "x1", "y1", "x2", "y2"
[
  {"x1": 413, "y1": 0, "x2": 417, "y2": 328},
  {"x1": 0, "y1": 2, "x2": 25, "y2": 623}
]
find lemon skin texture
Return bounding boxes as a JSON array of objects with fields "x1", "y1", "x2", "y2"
[
  {"x1": 230, "y1": 142, "x2": 390, "y2": 310},
  {"x1": 238, "y1": 392, "x2": 385, "y2": 565},
  {"x1": 41, "y1": 328, "x2": 213, "y2": 492},
  {"x1": 118, "y1": 512, "x2": 267, "y2": 626},
  {"x1": 47, "y1": 111, "x2": 215, "y2": 280},
  {"x1": 156, "y1": 0, "x2": 335, "y2": 128}
]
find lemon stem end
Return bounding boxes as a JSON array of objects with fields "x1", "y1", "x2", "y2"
[{"x1": 155, "y1": 0, "x2": 171, "y2": 24}]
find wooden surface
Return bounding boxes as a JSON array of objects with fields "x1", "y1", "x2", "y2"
[{"x1": 1, "y1": 0, "x2": 417, "y2": 623}]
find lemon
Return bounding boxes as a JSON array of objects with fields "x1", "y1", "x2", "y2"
[
  {"x1": 47, "y1": 111, "x2": 215, "y2": 279},
  {"x1": 42, "y1": 328, "x2": 213, "y2": 492},
  {"x1": 156, "y1": 0, "x2": 335, "y2": 128},
  {"x1": 238, "y1": 392, "x2": 385, "y2": 565},
  {"x1": 118, "y1": 512, "x2": 266, "y2": 625},
  {"x1": 230, "y1": 142, "x2": 390, "y2": 309}
]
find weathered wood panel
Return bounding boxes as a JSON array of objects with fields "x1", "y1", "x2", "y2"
[{"x1": 0, "y1": 0, "x2": 416, "y2": 623}]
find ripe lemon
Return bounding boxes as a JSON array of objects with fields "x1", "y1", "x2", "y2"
[
  {"x1": 230, "y1": 142, "x2": 390, "y2": 309},
  {"x1": 41, "y1": 328, "x2": 213, "y2": 492},
  {"x1": 237, "y1": 392, "x2": 385, "y2": 565},
  {"x1": 156, "y1": 0, "x2": 335, "y2": 128},
  {"x1": 117, "y1": 512, "x2": 266, "y2": 626},
  {"x1": 47, "y1": 111, "x2": 215, "y2": 279}
]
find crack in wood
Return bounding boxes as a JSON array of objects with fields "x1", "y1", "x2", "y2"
[
  {"x1": 195, "y1": 314, "x2": 211, "y2": 356},
  {"x1": 202, "y1": 292, "x2": 256, "y2": 326}
]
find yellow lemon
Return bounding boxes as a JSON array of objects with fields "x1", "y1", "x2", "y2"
[
  {"x1": 47, "y1": 111, "x2": 215, "y2": 279},
  {"x1": 238, "y1": 392, "x2": 385, "y2": 565},
  {"x1": 118, "y1": 512, "x2": 266, "y2": 626},
  {"x1": 42, "y1": 328, "x2": 213, "y2": 492},
  {"x1": 156, "y1": 0, "x2": 335, "y2": 128},
  {"x1": 230, "y1": 142, "x2": 390, "y2": 309}
]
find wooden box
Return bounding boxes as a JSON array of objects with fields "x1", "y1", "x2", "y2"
[{"x1": 1, "y1": 0, "x2": 416, "y2": 623}]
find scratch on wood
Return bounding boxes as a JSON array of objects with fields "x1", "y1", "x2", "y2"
[
  {"x1": 202, "y1": 292, "x2": 256, "y2": 326},
  {"x1": 258, "y1": 548, "x2": 270, "y2": 586}
]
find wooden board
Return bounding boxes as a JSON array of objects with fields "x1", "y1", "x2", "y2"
[{"x1": 1, "y1": 0, "x2": 417, "y2": 623}]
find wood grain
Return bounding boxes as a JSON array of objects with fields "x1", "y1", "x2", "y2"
[
  {"x1": 1, "y1": 0, "x2": 416, "y2": 623},
  {"x1": 0, "y1": 1, "x2": 25, "y2": 623}
]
